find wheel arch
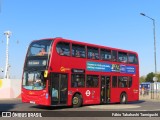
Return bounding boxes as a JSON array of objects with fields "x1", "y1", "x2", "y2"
[
  {"x1": 121, "y1": 91, "x2": 127, "y2": 96},
  {"x1": 120, "y1": 91, "x2": 128, "y2": 104},
  {"x1": 72, "y1": 92, "x2": 83, "y2": 102},
  {"x1": 72, "y1": 92, "x2": 83, "y2": 104}
]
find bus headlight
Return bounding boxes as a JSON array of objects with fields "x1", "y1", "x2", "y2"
[{"x1": 45, "y1": 93, "x2": 49, "y2": 99}]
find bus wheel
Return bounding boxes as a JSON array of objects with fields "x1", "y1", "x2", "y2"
[
  {"x1": 72, "y1": 94, "x2": 82, "y2": 108},
  {"x1": 120, "y1": 93, "x2": 127, "y2": 104}
]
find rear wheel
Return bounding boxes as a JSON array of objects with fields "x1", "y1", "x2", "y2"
[
  {"x1": 120, "y1": 93, "x2": 127, "y2": 104},
  {"x1": 72, "y1": 94, "x2": 82, "y2": 108}
]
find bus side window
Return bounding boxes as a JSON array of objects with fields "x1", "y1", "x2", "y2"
[
  {"x1": 112, "y1": 76, "x2": 117, "y2": 88},
  {"x1": 112, "y1": 50, "x2": 117, "y2": 62},
  {"x1": 128, "y1": 53, "x2": 138, "y2": 64},
  {"x1": 118, "y1": 76, "x2": 128, "y2": 88},
  {"x1": 86, "y1": 75, "x2": 99, "y2": 88},
  {"x1": 56, "y1": 42, "x2": 70, "y2": 56},
  {"x1": 100, "y1": 49, "x2": 111, "y2": 61},
  {"x1": 72, "y1": 44, "x2": 86, "y2": 58},
  {"x1": 87, "y1": 47, "x2": 99, "y2": 60},
  {"x1": 118, "y1": 52, "x2": 128, "y2": 63},
  {"x1": 71, "y1": 74, "x2": 85, "y2": 88},
  {"x1": 128, "y1": 77, "x2": 132, "y2": 87}
]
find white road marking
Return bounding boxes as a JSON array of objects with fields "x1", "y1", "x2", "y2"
[{"x1": 88, "y1": 104, "x2": 141, "y2": 109}]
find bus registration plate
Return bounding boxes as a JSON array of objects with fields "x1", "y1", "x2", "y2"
[{"x1": 30, "y1": 101, "x2": 35, "y2": 104}]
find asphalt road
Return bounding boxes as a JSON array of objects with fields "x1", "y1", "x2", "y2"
[
  {"x1": 0, "y1": 98, "x2": 160, "y2": 111},
  {"x1": 0, "y1": 99, "x2": 160, "y2": 120}
]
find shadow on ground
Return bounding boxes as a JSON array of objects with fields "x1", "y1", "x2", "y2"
[
  {"x1": 0, "y1": 103, "x2": 16, "y2": 114},
  {"x1": 127, "y1": 100, "x2": 146, "y2": 104},
  {"x1": 31, "y1": 100, "x2": 146, "y2": 110},
  {"x1": 31, "y1": 105, "x2": 73, "y2": 110}
]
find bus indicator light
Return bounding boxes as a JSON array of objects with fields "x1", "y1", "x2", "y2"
[
  {"x1": 45, "y1": 93, "x2": 48, "y2": 99},
  {"x1": 44, "y1": 70, "x2": 48, "y2": 78}
]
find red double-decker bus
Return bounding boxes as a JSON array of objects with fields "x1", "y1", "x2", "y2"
[{"x1": 22, "y1": 37, "x2": 139, "y2": 107}]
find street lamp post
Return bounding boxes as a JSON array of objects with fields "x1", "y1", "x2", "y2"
[
  {"x1": 153, "y1": 77, "x2": 158, "y2": 99},
  {"x1": 140, "y1": 13, "x2": 157, "y2": 74},
  {"x1": 4, "y1": 31, "x2": 11, "y2": 79},
  {"x1": 140, "y1": 13, "x2": 157, "y2": 99}
]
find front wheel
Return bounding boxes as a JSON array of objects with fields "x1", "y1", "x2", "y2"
[
  {"x1": 120, "y1": 93, "x2": 127, "y2": 104},
  {"x1": 72, "y1": 94, "x2": 82, "y2": 108}
]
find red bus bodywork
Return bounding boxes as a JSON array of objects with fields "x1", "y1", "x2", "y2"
[{"x1": 22, "y1": 38, "x2": 139, "y2": 106}]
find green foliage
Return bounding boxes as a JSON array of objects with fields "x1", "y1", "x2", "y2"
[
  {"x1": 145, "y1": 72, "x2": 155, "y2": 82},
  {"x1": 156, "y1": 74, "x2": 160, "y2": 82},
  {"x1": 140, "y1": 76, "x2": 146, "y2": 83},
  {"x1": 140, "y1": 72, "x2": 160, "y2": 83}
]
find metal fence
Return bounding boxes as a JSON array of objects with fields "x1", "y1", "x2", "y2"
[{"x1": 140, "y1": 82, "x2": 160, "y2": 100}]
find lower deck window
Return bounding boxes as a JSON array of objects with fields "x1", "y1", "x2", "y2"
[
  {"x1": 71, "y1": 74, "x2": 85, "y2": 88},
  {"x1": 112, "y1": 76, "x2": 117, "y2": 88},
  {"x1": 118, "y1": 77, "x2": 128, "y2": 88},
  {"x1": 118, "y1": 76, "x2": 132, "y2": 88},
  {"x1": 128, "y1": 77, "x2": 132, "y2": 87},
  {"x1": 86, "y1": 75, "x2": 99, "y2": 87}
]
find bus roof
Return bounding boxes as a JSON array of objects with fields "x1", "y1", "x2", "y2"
[{"x1": 33, "y1": 37, "x2": 138, "y2": 55}]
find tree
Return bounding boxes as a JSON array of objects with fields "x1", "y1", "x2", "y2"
[
  {"x1": 140, "y1": 72, "x2": 160, "y2": 83},
  {"x1": 145, "y1": 72, "x2": 155, "y2": 82},
  {"x1": 140, "y1": 76, "x2": 146, "y2": 83},
  {"x1": 156, "y1": 73, "x2": 160, "y2": 82}
]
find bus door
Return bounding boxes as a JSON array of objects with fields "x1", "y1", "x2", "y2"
[
  {"x1": 101, "y1": 76, "x2": 110, "y2": 103},
  {"x1": 50, "y1": 73, "x2": 68, "y2": 105}
]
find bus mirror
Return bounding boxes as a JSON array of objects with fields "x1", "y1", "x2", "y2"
[{"x1": 44, "y1": 70, "x2": 48, "y2": 78}]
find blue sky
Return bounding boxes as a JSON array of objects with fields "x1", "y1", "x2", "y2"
[{"x1": 0, "y1": 0, "x2": 160, "y2": 78}]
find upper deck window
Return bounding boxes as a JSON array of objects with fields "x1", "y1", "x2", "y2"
[
  {"x1": 28, "y1": 40, "x2": 52, "y2": 56},
  {"x1": 56, "y1": 42, "x2": 70, "y2": 56},
  {"x1": 118, "y1": 52, "x2": 128, "y2": 63},
  {"x1": 128, "y1": 53, "x2": 138, "y2": 64},
  {"x1": 100, "y1": 49, "x2": 111, "y2": 61},
  {"x1": 72, "y1": 44, "x2": 86, "y2": 58},
  {"x1": 112, "y1": 50, "x2": 117, "y2": 62},
  {"x1": 87, "y1": 47, "x2": 99, "y2": 60}
]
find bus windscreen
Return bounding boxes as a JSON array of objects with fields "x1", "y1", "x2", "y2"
[
  {"x1": 22, "y1": 71, "x2": 46, "y2": 90},
  {"x1": 27, "y1": 40, "x2": 53, "y2": 56}
]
